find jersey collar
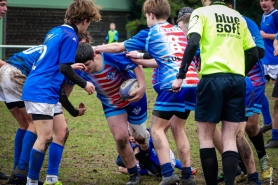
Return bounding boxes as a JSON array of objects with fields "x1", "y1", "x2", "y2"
[
  {"x1": 65, "y1": 23, "x2": 79, "y2": 34},
  {"x1": 210, "y1": 0, "x2": 226, "y2": 6}
]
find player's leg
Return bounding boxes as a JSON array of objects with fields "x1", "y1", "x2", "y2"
[
  {"x1": 44, "y1": 103, "x2": 65, "y2": 185},
  {"x1": 265, "y1": 79, "x2": 278, "y2": 149},
  {"x1": 25, "y1": 102, "x2": 55, "y2": 185}
]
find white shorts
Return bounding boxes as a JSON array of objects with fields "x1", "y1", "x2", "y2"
[
  {"x1": 24, "y1": 101, "x2": 62, "y2": 116},
  {"x1": 264, "y1": 64, "x2": 278, "y2": 80},
  {"x1": 0, "y1": 64, "x2": 26, "y2": 103}
]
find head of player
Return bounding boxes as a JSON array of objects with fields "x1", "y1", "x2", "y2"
[
  {"x1": 260, "y1": 0, "x2": 276, "y2": 14},
  {"x1": 0, "y1": 0, "x2": 7, "y2": 19},
  {"x1": 75, "y1": 42, "x2": 95, "y2": 73},
  {"x1": 110, "y1": 22, "x2": 116, "y2": 31},
  {"x1": 78, "y1": 31, "x2": 93, "y2": 44},
  {"x1": 142, "y1": 0, "x2": 170, "y2": 27},
  {"x1": 176, "y1": 7, "x2": 193, "y2": 35},
  {"x1": 64, "y1": 0, "x2": 101, "y2": 33}
]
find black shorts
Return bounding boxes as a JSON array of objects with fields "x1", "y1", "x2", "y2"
[
  {"x1": 272, "y1": 79, "x2": 278, "y2": 97},
  {"x1": 152, "y1": 110, "x2": 191, "y2": 120},
  {"x1": 195, "y1": 73, "x2": 245, "y2": 123}
]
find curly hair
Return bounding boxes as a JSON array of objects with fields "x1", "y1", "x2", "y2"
[
  {"x1": 65, "y1": 0, "x2": 101, "y2": 25},
  {"x1": 78, "y1": 31, "x2": 94, "y2": 44}
]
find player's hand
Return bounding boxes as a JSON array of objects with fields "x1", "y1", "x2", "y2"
[
  {"x1": 260, "y1": 30, "x2": 266, "y2": 38},
  {"x1": 171, "y1": 79, "x2": 183, "y2": 92},
  {"x1": 126, "y1": 51, "x2": 141, "y2": 58},
  {"x1": 77, "y1": 102, "x2": 86, "y2": 116},
  {"x1": 128, "y1": 86, "x2": 146, "y2": 102},
  {"x1": 274, "y1": 47, "x2": 278, "y2": 56},
  {"x1": 83, "y1": 82, "x2": 95, "y2": 95},
  {"x1": 71, "y1": 63, "x2": 86, "y2": 71}
]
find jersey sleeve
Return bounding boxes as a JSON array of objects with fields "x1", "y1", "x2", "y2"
[
  {"x1": 59, "y1": 33, "x2": 79, "y2": 64},
  {"x1": 276, "y1": 33, "x2": 278, "y2": 40},
  {"x1": 242, "y1": 20, "x2": 256, "y2": 51},
  {"x1": 272, "y1": 11, "x2": 278, "y2": 31},
  {"x1": 187, "y1": 9, "x2": 203, "y2": 38},
  {"x1": 102, "y1": 52, "x2": 137, "y2": 70},
  {"x1": 124, "y1": 29, "x2": 149, "y2": 51}
]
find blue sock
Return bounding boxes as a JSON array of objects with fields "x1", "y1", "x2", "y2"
[
  {"x1": 28, "y1": 149, "x2": 45, "y2": 180},
  {"x1": 14, "y1": 128, "x2": 26, "y2": 169},
  {"x1": 181, "y1": 167, "x2": 192, "y2": 180},
  {"x1": 18, "y1": 131, "x2": 37, "y2": 170},
  {"x1": 139, "y1": 169, "x2": 148, "y2": 175},
  {"x1": 272, "y1": 129, "x2": 278, "y2": 140},
  {"x1": 161, "y1": 162, "x2": 174, "y2": 177},
  {"x1": 175, "y1": 159, "x2": 182, "y2": 170},
  {"x1": 248, "y1": 172, "x2": 261, "y2": 184},
  {"x1": 262, "y1": 94, "x2": 272, "y2": 126},
  {"x1": 127, "y1": 165, "x2": 138, "y2": 175},
  {"x1": 47, "y1": 142, "x2": 64, "y2": 176}
]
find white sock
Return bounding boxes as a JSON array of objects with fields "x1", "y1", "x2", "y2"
[
  {"x1": 46, "y1": 175, "x2": 58, "y2": 184},
  {"x1": 27, "y1": 177, "x2": 38, "y2": 185}
]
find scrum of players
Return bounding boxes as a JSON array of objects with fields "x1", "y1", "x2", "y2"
[{"x1": 0, "y1": 0, "x2": 278, "y2": 185}]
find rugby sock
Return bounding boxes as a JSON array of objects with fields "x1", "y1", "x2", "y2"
[
  {"x1": 247, "y1": 172, "x2": 260, "y2": 184},
  {"x1": 181, "y1": 167, "x2": 192, "y2": 180},
  {"x1": 28, "y1": 149, "x2": 45, "y2": 181},
  {"x1": 222, "y1": 151, "x2": 239, "y2": 185},
  {"x1": 14, "y1": 128, "x2": 26, "y2": 169},
  {"x1": 127, "y1": 165, "x2": 139, "y2": 175},
  {"x1": 18, "y1": 131, "x2": 37, "y2": 170},
  {"x1": 175, "y1": 159, "x2": 182, "y2": 170},
  {"x1": 200, "y1": 148, "x2": 218, "y2": 185},
  {"x1": 238, "y1": 153, "x2": 247, "y2": 175},
  {"x1": 272, "y1": 129, "x2": 278, "y2": 140},
  {"x1": 248, "y1": 129, "x2": 266, "y2": 159},
  {"x1": 262, "y1": 94, "x2": 272, "y2": 126},
  {"x1": 161, "y1": 162, "x2": 174, "y2": 177},
  {"x1": 139, "y1": 169, "x2": 149, "y2": 175},
  {"x1": 47, "y1": 142, "x2": 64, "y2": 176},
  {"x1": 26, "y1": 177, "x2": 38, "y2": 185}
]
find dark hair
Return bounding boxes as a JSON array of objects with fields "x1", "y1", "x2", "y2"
[
  {"x1": 77, "y1": 31, "x2": 93, "y2": 44},
  {"x1": 224, "y1": 0, "x2": 234, "y2": 6},
  {"x1": 75, "y1": 43, "x2": 94, "y2": 63}
]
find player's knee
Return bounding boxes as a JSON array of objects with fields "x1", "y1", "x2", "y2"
[
  {"x1": 63, "y1": 127, "x2": 70, "y2": 144},
  {"x1": 274, "y1": 98, "x2": 278, "y2": 111},
  {"x1": 116, "y1": 137, "x2": 129, "y2": 150},
  {"x1": 44, "y1": 136, "x2": 53, "y2": 152},
  {"x1": 236, "y1": 129, "x2": 245, "y2": 141}
]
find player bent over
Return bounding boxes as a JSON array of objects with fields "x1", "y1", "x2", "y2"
[
  {"x1": 21, "y1": 1, "x2": 101, "y2": 185},
  {"x1": 75, "y1": 43, "x2": 149, "y2": 185}
]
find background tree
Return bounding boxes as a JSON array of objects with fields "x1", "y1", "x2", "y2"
[{"x1": 126, "y1": 0, "x2": 274, "y2": 37}]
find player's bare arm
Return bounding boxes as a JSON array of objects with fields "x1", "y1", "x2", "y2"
[
  {"x1": 260, "y1": 30, "x2": 277, "y2": 40},
  {"x1": 274, "y1": 38, "x2": 278, "y2": 56},
  {"x1": 0, "y1": 60, "x2": 6, "y2": 67},
  {"x1": 95, "y1": 42, "x2": 125, "y2": 53}
]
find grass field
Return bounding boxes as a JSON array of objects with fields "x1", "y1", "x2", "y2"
[{"x1": 0, "y1": 67, "x2": 277, "y2": 185}]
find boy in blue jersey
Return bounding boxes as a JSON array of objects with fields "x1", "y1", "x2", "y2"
[
  {"x1": 0, "y1": 0, "x2": 9, "y2": 181},
  {"x1": 266, "y1": 34, "x2": 278, "y2": 148},
  {"x1": 260, "y1": 0, "x2": 278, "y2": 85},
  {"x1": 95, "y1": 1, "x2": 198, "y2": 184},
  {"x1": 259, "y1": 0, "x2": 278, "y2": 133},
  {"x1": 75, "y1": 42, "x2": 149, "y2": 185},
  {"x1": 20, "y1": 1, "x2": 101, "y2": 185},
  {"x1": 1, "y1": 32, "x2": 90, "y2": 185}
]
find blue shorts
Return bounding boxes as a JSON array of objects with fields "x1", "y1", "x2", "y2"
[
  {"x1": 245, "y1": 77, "x2": 255, "y2": 117},
  {"x1": 253, "y1": 85, "x2": 265, "y2": 114},
  {"x1": 102, "y1": 94, "x2": 147, "y2": 125},
  {"x1": 154, "y1": 87, "x2": 196, "y2": 112}
]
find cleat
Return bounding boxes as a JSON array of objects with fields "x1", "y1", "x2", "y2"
[
  {"x1": 259, "y1": 155, "x2": 273, "y2": 179},
  {"x1": 264, "y1": 139, "x2": 278, "y2": 149},
  {"x1": 234, "y1": 172, "x2": 247, "y2": 183},
  {"x1": 217, "y1": 172, "x2": 225, "y2": 183},
  {"x1": 159, "y1": 173, "x2": 180, "y2": 185},
  {"x1": 191, "y1": 167, "x2": 198, "y2": 175},
  {"x1": 7, "y1": 167, "x2": 28, "y2": 184},
  {"x1": 181, "y1": 175, "x2": 196, "y2": 185},
  {"x1": 43, "y1": 181, "x2": 62, "y2": 185},
  {"x1": 0, "y1": 171, "x2": 9, "y2": 180},
  {"x1": 260, "y1": 124, "x2": 272, "y2": 133},
  {"x1": 126, "y1": 173, "x2": 141, "y2": 185}
]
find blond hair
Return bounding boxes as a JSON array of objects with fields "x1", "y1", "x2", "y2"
[
  {"x1": 142, "y1": 0, "x2": 170, "y2": 20},
  {"x1": 64, "y1": 0, "x2": 101, "y2": 24}
]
